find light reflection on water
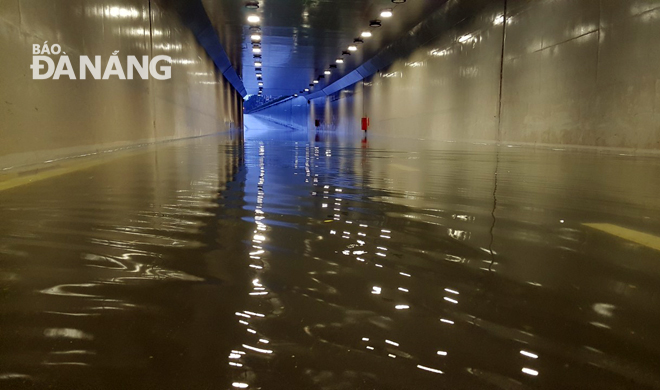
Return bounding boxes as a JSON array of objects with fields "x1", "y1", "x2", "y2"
[{"x1": 1, "y1": 120, "x2": 660, "y2": 389}]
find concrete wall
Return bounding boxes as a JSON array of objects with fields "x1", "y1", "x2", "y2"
[
  {"x1": 250, "y1": 97, "x2": 310, "y2": 132},
  {"x1": 0, "y1": 0, "x2": 243, "y2": 171},
  {"x1": 501, "y1": 0, "x2": 660, "y2": 149},
  {"x1": 262, "y1": 0, "x2": 660, "y2": 151}
]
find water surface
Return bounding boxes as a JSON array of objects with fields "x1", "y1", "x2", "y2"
[{"x1": 1, "y1": 117, "x2": 660, "y2": 389}]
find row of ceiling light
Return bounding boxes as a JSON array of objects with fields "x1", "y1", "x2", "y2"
[
  {"x1": 246, "y1": 2, "x2": 264, "y2": 96},
  {"x1": 245, "y1": 0, "x2": 406, "y2": 98},
  {"x1": 296, "y1": 0, "x2": 407, "y2": 97}
]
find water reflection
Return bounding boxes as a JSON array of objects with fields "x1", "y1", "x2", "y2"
[{"x1": 1, "y1": 119, "x2": 660, "y2": 388}]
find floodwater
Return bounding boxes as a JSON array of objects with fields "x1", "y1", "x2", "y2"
[{"x1": 1, "y1": 116, "x2": 660, "y2": 389}]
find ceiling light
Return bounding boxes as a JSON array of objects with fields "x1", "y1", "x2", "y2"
[
  {"x1": 336, "y1": 58, "x2": 344, "y2": 63},
  {"x1": 254, "y1": 61, "x2": 262, "y2": 67},
  {"x1": 354, "y1": 38, "x2": 364, "y2": 44},
  {"x1": 324, "y1": 70, "x2": 331, "y2": 75},
  {"x1": 253, "y1": 48, "x2": 262, "y2": 53},
  {"x1": 361, "y1": 31, "x2": 372, "y2": 38},
  {"x1": 342, "y1": 51, "x2": 351, "y2": 56},
  {"x1": 370, "y1": 20, "x2": 382, "y2": 28},
  {"x1": 247, "y1": 15, "x2": 260, "y2": 23},
  {"x1": 313, "y1": 80, "x2": 319, "y2": 84},
  {"x1": 348, "y1": 45, "x2": 358, "y2": 51},
  {"x1": 304, "y1": 88, "x2": 309, "y2": 92},
  {"x1": 258, "y1": 82, "x2": 263, "y2": 86},
  {"x1": 256, "y1": 73, "x2": 262, "y2": 78},
  {"x1": 251, "y1": 34, "x2": 261, "y2": 41},
  {"x1": 245, "y1": 2, "x2": 259, "y2": 9},
  {"x1": 392, "y1": 0, "x2": 406, "y2": 3},
  {"x1": 380, "y1": 9, "x2": 393, "y2": 18}
]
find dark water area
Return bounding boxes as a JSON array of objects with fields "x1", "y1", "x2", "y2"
[{"x1": 2, "y1": 116, "x2": 660, "y2": 389}]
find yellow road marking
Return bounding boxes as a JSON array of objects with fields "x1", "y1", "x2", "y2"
[
  {"x1": 584, "y1": 223, "x2": 660, "y2": 252},
  {"x1": 0, "y1": 159, "x2": 112, "y2": 192},
  {"x1": 0, "y1": 148, "x2": 153, "y2": 192},
  {"x1": 0, "y1": 134, "x2": 227, "y2": 192}
]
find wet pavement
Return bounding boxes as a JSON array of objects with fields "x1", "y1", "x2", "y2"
[{"x1": 2, "y1": 116, "x2": 660, "y2": 389}]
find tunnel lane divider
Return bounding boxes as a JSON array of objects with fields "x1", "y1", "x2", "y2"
[{"x1": 583, "y1": 223, "x2": 660, "y2": 252}]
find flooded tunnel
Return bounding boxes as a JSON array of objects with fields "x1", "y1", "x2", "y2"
[{"x1": 2, "y1": 1, "x2": 660, "y2": 389}]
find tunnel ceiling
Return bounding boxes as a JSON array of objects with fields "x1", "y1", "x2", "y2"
[{"x1": 204, "y1": 0, "x2": 448, "y2": 98}]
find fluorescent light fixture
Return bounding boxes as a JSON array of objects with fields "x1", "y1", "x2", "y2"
[
  {"x1": 361, "y1": 31, "x2": 372, "y2": 38},
  {"x1": 380, "y1": 9, "x2": 393, "y2": 18},
  {"x1": 324, "y1": 70, "x2": 331, "y2": 75},
  {"x1": 313, "y1": 80, "x2": 319, "y2": 84},
  {"x1": 254, "y1": 61, "x2": 262, "y2": 67},
  {"x1": 256, "y1": 73, "x2": 262, "y2": 78},
  {"x1": 253, "y1": 47, "x2": 262, "y2": 53},
  {"x1": 336, "y1": 58, "x2": 344, "y2": 63},
  {"x1": 247, "y1": 15, "x2": 260, "y2": 23},
  {"x1": 251, "y1": 34, "x2": 261, "y2": 41},
  {"x1": 304, "y1": 88, "x2": 309, "y2": 92},
  {"x1": 348, "y1": 45, "x2": 358, "y2": 51},
  {"x1": 258, "y1": 82, "x2": 263, "y2": 86}
]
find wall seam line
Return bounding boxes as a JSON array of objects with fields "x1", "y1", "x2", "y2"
[{"x1": 496, "y1": 0, "x2": 508, "y2": 143}]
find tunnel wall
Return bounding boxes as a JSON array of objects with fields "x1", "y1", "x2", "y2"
[
  {"x1": 250, "y1": 97, "x2": 310, "y2": 131},
  {"x1": 0, "y1": 0, "x2": 243, "y2": 171},
  {"x1": 260, "y1": 0, "x2": 660, "y2": 151}
]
